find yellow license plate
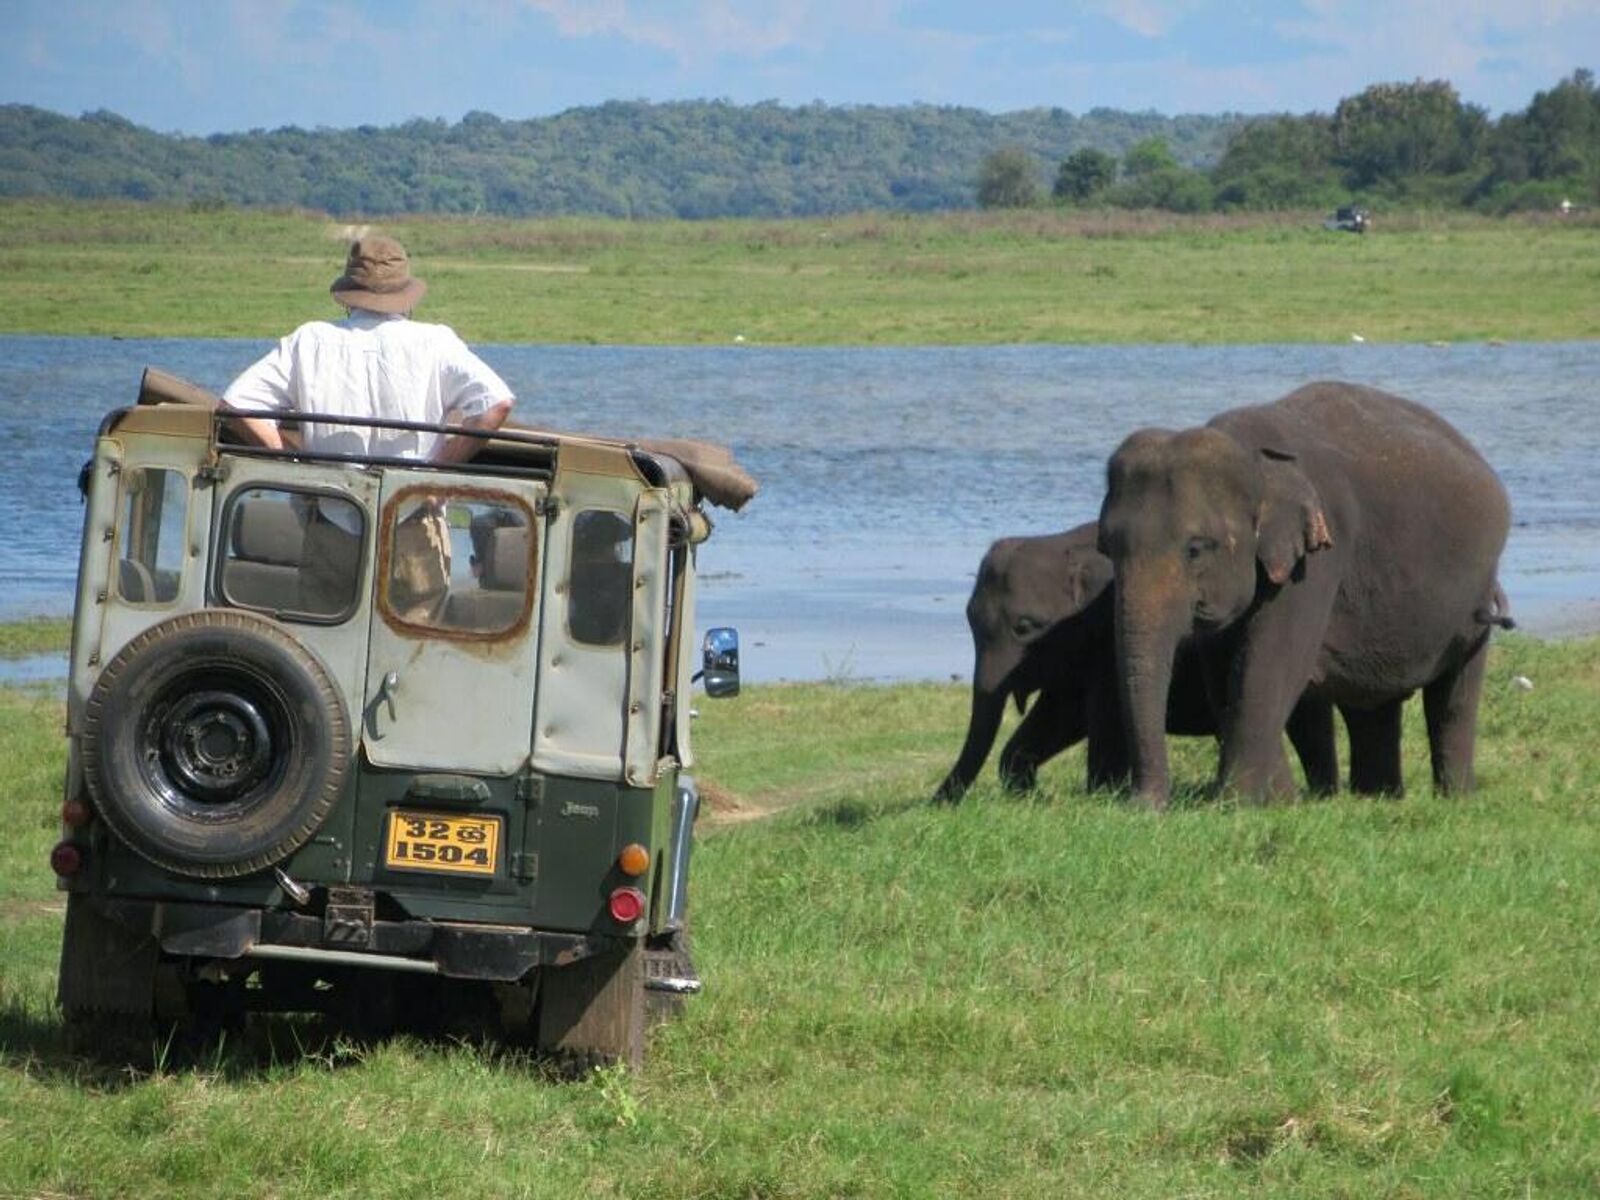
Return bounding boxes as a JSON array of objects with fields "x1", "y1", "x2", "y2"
[{"x1": 384, "y1": 811, "x2": 501, "y2": 876}]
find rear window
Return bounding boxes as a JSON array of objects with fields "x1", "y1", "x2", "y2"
[
  {"x1": 381, "y1": 489, "x2": 534, "y2": 636},
  {"x1": 116, "y1": 467, "x2": 187, "y2": 605},
  {"x1": 569, "y1": 509, "x2": 633, "y2": 646},
  {"x1": 218, "y1": 487, "x2": 365, "y2": 621}
]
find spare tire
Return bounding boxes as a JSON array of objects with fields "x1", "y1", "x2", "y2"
[{"x1": 81, "y1": 611, "x2": 351, "y2": 879}]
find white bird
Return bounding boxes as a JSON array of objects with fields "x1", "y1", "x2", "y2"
[{"x1": 1350, "y1": 333, "x2": 1366, "y2": 343}]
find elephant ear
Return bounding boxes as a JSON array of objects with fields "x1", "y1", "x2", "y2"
[
  {"x1": 1255, "y1": 448, "x2": 1333, "y2": 586},
  {"x1": 1070, "y1": 552, "x2": 1114, "y2": 613}
]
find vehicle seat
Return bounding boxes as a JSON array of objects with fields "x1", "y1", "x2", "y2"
[
  {"x1": 222, "y1": 499, "x2": 305, "y2": 609},
  {"x1": 117, "y1": 557, "x2": 156, "y2": 603},
  {"x1": 442, "y1": 526, "x2": 530, "y2": 631}
]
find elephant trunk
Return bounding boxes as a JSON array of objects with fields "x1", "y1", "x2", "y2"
[
  {"x1": 1114, "y1": 564, "x2": 1190, "y2": 810},
  {"x1": 934, "y1": 682, "x2": 1009, "y2": 804}
]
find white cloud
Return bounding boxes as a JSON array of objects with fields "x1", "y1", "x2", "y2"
[
  {"x1": 24, "y1": 29, "x2": 55, "y2": 71},
  {"x1": 66, "y1": 0, "x2": 219, "y2": 109},
  {"x1": 516, "y1": 0, "x2": 899, "y2": 64},
  {"x1": 1273, "y1": 0, "x2": 1600, "y2": 110},
  {"x1": 1086, "y1": 0, "x2": 1197, "y2": 39},
  {"x1": 223, "y1": 0, "x2": 408, "y2": 68}
]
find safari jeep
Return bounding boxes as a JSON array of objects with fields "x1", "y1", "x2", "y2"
[{"x1": 53, "y1": 370, "x2": 747, "y2": 1067}]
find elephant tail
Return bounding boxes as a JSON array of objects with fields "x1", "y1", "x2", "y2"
[{"x1": 1474, "y1": 581, "x2": 1516, "y2": 630}]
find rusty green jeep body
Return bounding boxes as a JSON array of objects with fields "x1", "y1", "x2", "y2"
[{"x1": 54, "y1": 382, "x2": 739, "y2": 1065}]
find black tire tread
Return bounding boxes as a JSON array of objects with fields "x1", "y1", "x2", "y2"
[{"x1": 80, "y1": 610, "x2": 351, "y2": 879}]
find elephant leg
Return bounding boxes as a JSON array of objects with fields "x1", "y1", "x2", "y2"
[
  {"x1": 1424, "y1": 634, "x2": 1490, "y2": 794},
  {"x1": 1286, "y1": 693, "x2": 1338, "y2": 795},
  {"x1": 1083, "y1": 675, "x2": 1133, "y2": 790},
  {"x1": 1213, "y1": 605, "x2": 1327, "y2": 804},
  {"x1": 1343, "y1": 698, "x2": 1406, "y2": 795},
  {"x1": 998, "y1": 685, "x2": 1085, "y2": 792}
]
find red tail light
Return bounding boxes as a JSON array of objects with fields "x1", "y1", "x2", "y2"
[
  {"x1": 608, "y1": 886, "x2": 645, "y2": 924},
  {"x1": 50, "y1": 841, "x2": 84, "y2": 878},
  {"x1": 61, "y1": 798, "x2": 93, "y2": 828}
]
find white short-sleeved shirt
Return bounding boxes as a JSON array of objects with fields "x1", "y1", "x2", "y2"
[{"x1": 223, "y1": 310, "x2": 514, "y2": 461}]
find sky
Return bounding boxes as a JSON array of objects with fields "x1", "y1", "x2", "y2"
[{"x1": 3, "y1": 0, "x2": 1595, "y2": 135}]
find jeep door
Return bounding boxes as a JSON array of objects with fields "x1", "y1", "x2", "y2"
[
  {"x1": 362, "y1": 470, "x2": 547, "y2": 775},
  {"x1": 208, "y1": 456, "x2": 381, "y2": 716},
  {"x1": 530, "y1": 445, "x2": 672, "y2": 788}
]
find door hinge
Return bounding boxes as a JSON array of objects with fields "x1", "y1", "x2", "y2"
[
  {"x1": 516, "y1": 774, "x2": 544, "y2": 807},
  {"x1": 509, "y1": 851, "x2": 538, "y2": 883}
]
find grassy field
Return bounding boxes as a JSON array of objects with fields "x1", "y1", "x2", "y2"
[
  {"x1": 2, "y1": 633, "x2": 1597, "y2": 1198},
  {"x1": 3, "y1": 199, "x2": 1598, "y2": 345},
  {"x1": 0, "y1": 618, "x2": 70, "y2": 658}
]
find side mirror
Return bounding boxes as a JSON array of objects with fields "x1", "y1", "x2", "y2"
[{"x1": 700, "y1": 627, "x2": 740, "y2": 698}]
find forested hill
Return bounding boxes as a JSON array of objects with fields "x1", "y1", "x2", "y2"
[{"x1": 0, "y1": 100, "x2": 1244, "y2": 219}]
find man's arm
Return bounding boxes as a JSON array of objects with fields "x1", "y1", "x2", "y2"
[
  {"x1": 434, "y1": 400, "x2": 513, "y2": 465},
  {"x1": 223, "y1": 334, "x2": 295, "y2": 451},
  {"x1": 230, "y1": 415, "x2": 286, "y2": 450}
]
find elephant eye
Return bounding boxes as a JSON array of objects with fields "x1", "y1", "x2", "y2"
[
  {"x1": 1186, "y1": 536, "x2": 1218, "y2": 561},
  {"x1": 1011, "y1": 616, "x2": 1043, "y2": 639}
]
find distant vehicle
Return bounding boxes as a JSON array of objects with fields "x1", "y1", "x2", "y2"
[
  {"x1": 1324, "y1": 205, "x2": 1370, "y2": 234},
  {"x1": 53, "y1": 368, "x2": 749, "y2": 1067}
]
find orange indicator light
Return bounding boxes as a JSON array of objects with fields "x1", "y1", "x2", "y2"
[{"x1": 618, "y1": 843, "x2": 651, "y2": 877}]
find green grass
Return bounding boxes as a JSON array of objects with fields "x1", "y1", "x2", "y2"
[
  {"x1": 2, "y1": 635, "x2": 1597, "y2": 1196},
  {"x1": 2, "y1": 199, "x2": 1598, "y2": 344},
  {"x1": 0, "y1": 617, "x2": 71, "y2": 658}
]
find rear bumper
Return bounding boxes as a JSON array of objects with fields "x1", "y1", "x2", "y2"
[{"x1": 94, "y1": 897, "x2": 609, "y2": 982}]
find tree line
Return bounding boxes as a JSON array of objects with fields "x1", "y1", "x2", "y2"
[
  {"x1": 1, "y1": 71, "x2": 1593, "y2": 221},
  {"x1": 0, "y1": 100, "x2": 1239, "y2": 219},
  {"x1": 983, "y1": 71, "x2": 1599, "y2": 215}
]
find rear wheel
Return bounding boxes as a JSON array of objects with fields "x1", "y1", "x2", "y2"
[{"x1": 81, "y1": 611, "x2": 351, "y2": 878}]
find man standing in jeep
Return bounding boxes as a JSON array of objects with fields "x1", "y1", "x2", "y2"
[
  {"x1": 224, "y1": 234, "x2": 515, "y2": 461},
  {"x1": 223, "y1": 235, "x2": 516, "y2": 612}
]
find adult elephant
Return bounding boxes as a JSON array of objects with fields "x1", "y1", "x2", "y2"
[
  {"x1": 1098, "y1": 381, "x2": 1510, "y2": 808},
  {"x1": 934, "y1": 522, "x2": 1339, "y2": 802}
]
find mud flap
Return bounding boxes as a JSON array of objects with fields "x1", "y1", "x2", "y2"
[
  {"x1": 537, "y1": 940, "x2": 645, "y2": 1070},
  {"x1": 57, "y1": 894, "x2": 160, "y2": 1019}
]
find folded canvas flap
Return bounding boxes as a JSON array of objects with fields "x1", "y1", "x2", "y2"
[
  {"x1": 139, "y1": 367, "x2": 218, "y2": 409},
  {"x1": 502, "y1": 424, "x2": 760, "y2": 512}
]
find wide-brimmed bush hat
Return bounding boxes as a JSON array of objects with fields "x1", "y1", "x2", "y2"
[{"x1": 330, "y1": 235, "x2": 427, "y2": 313}]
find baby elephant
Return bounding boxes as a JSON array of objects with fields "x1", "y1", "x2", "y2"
[
  {"x1": 935, "y1": 522, "x2": 1216, "y2": 802},
  {"x1": 935, "y1": 522, "x2": 1341, "y2": 803}
]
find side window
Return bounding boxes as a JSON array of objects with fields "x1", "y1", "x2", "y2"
[
  {"x1": 382, "y1": 491, "x2": 532, "y2": 635},
  {"x1": 116, "y1": 467, "x2": 187, "y2": 604},
  {"x1": 569, "y1": 509, "x2": 633, "y2": 646},
  {"x1": 219, "y1": 487, "x2": 364, "y2": 620}
]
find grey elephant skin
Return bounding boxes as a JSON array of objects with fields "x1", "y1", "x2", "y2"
[
  {"x1": 934, "y1": 522, "x2": 1338, "y2": 802},
  {"x1": 1098, "y1": 380, "x2": 1511, "y2": 808}
]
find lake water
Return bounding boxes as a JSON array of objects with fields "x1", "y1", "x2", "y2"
[{"x1": 2, "y1": 335, "x2": 1597, "y2": 683}]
